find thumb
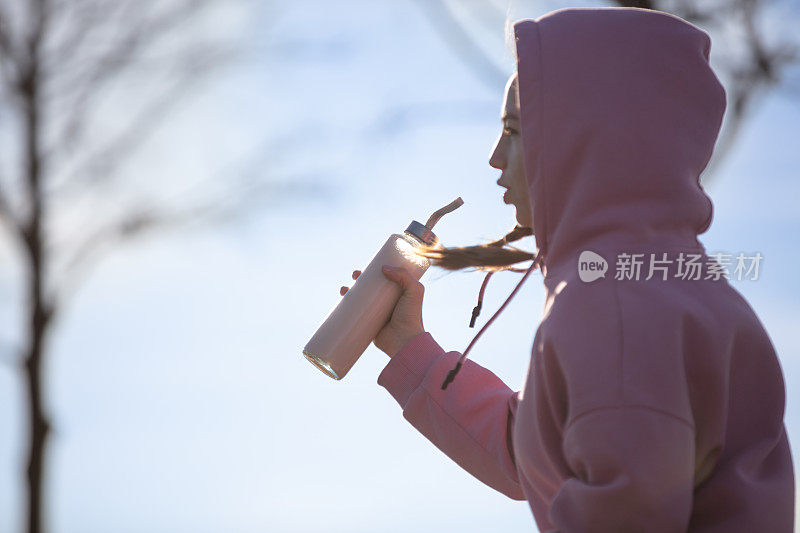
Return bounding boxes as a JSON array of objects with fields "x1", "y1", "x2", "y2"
[{"x1": 382, "y1": 266, "x2": 422, "y2": 294}]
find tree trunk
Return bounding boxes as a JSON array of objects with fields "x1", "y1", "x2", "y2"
[
  {"x1": 20, "y1": 28, "x2": 52, "y2": 531},
  {"x1": 23, "y1": 301, "x2": 50, "y2": 533}
]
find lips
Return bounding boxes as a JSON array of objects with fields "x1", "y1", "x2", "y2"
[{"x1": 503, "y1": 190, "x2": 513, "y2": 204}]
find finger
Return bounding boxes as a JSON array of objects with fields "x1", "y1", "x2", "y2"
[
  {"x1": 340, "y1": 286, "x2": 348, "y2": 296},
  {"x1": 352, "y1": 270, "x2": 361, "y2": 280}
]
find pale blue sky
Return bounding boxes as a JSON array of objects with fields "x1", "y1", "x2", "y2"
[{"x1": 1, "y1": 1, "x2": 798, "y2": 531}]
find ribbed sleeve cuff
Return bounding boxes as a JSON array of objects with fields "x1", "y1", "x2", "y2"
[{"x1": 377, "y1": 331, "x2": 446, "y2": 408}]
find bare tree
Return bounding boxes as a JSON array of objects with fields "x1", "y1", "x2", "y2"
[
  {"x1": 417, "y1": 0, "x2": 800, "y2": 182},
  {"x1": 0, "y1": 1, "x2": 328, "y2": 531}
]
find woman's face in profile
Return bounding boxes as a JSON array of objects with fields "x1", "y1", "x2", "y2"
[{"x1": 490, "y1": 73, "x2": 533, "y2": 231}]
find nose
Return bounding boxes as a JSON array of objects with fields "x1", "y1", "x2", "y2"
[{"x1": 489, "y1": 134, "x2": 505, "y2": 171}]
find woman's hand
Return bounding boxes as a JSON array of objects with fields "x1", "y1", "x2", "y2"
[{"x1": 340, "y1": 266, "x2": 426, "y2": 358}]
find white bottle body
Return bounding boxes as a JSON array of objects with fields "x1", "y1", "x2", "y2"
[{"x1": 303, "y1": 232, "x2": 431, "y2": 380}]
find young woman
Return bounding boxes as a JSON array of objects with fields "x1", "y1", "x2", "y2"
[{"x1": 341, "y1": 7, "x2": 794, "y2": 531}]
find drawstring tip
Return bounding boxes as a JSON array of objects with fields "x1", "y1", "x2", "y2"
[
  {"x1": 441, "y1": 361, "x2": 463, "y2": 390},
  {"x1": 470, "y1": 271, "x2": 493, "y2": 328},
  {"x1": 469, "y1": 302, "x2": 482, "y2": 328}
]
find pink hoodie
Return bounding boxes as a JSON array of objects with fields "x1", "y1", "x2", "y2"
[{"x1": 377, "y1": 7, "x2": 795, "y2": 532}]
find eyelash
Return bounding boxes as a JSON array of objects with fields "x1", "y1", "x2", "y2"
[{"x1": 503, "y1": 126, "x2": 518, "y2": 135}]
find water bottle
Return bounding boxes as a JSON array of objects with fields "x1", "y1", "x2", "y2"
[{"x1": 303, "y1": 197, "x2": 463, "y2": 380}]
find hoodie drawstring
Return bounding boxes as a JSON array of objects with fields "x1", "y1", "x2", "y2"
[
  {"x1": 441, "y1": 248, "x2": 546, "y2": 390},
  {"x1": 468, "y1": 271, "x2": 495, "y2": 328}
]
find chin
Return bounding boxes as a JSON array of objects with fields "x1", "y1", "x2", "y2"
[{"x1": 515, "y1": 212, "x2": 533, "y2": 230}]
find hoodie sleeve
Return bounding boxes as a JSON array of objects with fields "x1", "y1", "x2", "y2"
[
  {"x1": 377, "y1": 331, "x2": 526, "y2": 500},
  {"x1": 547, "y1": 405, "x2": 696, "y2": 532}
]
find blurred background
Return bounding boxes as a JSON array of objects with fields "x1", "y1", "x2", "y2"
[{"x1": 0, "y1": 0, "x2": 798, "y2": 531}]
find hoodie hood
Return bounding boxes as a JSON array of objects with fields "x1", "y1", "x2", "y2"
[{"x1": 514, "y1": 7, "x2": 726, "y2": 275}]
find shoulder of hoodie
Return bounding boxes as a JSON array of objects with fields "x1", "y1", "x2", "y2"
[
  {"x1": 536, "y1": 271, "x2": 695, "y2": 418},
  {"x1": 539, "y1": 270, "x2": 621, "y2": 350},
  {"x1": 537, "y1": 271, "x2": 623, "y2": 371},
  {"x1": 538, "y1": 268, "x2": 732, "y2": 350},
  {"x1": 541, "y1": 267, "x2": 765, "y2": 345},
  {"x1": 536, "y1": 269, "x2": 759, "y2": 418}
]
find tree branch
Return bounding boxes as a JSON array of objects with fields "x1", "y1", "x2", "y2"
[
  {"x1": 51, "y1": 169, "x2": 332, "y2": 308},
  {"x1": 45, "y1": 0, "x2": 219, "y2": 156},
  {"x1": 45, "y1": 0, "x2": 129, "y2": 72},
  {"x1": 49, "y1": 44, "x2": 237, "y2": 195},
  {"x1": 0, "y1": 181, "x2": 23, "y2": 238}
]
